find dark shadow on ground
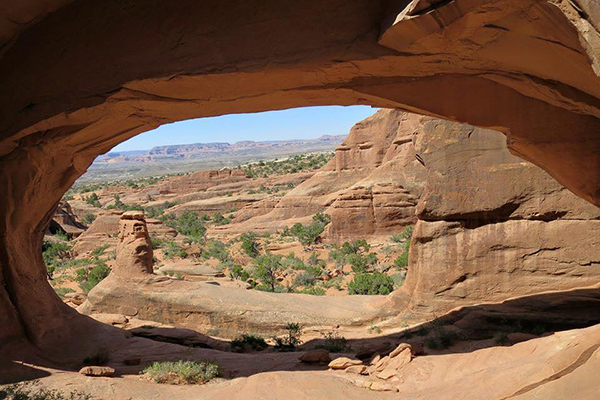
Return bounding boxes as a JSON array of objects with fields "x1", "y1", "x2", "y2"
[{"x1": 2, "y1": 287, "x2": 599, "y2": 384}]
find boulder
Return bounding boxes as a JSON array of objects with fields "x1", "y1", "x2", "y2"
[
  {"x1": 299, "y1": 349, "x2": 331, "y2": 364},
  {"x1": 328, "y1": 357, "x2": 363, "y2": 370},
  {"x1": 79, "y1": 366, "x2": 115, "y2": 377}
]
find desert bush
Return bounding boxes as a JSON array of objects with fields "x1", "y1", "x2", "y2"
[
  {"x1": 274, "y1": 323, "x2": 303, "y2": 351},
  {"x1": 424, "y1": 320, "x2": 458, "y2": 349},
  {"x1": 165, "y1": 211, "x2": 207, "y2": 243},
  {"x1": 252, "y1": 254, "x2": 283, "y2": 292},
  {"x1": 391, "y1": 273, "x2": 406, "y2": 288},
  {"x1": 82, "y1": 213, "x2": 96, "y2": 225},
  {"x1": 317, "y1": 331, "x2": 350, "y2": 353},
  {"x1": 321, "y1": 276, "x2": 343, "y2": 290},
  {"x1": 0, "y1": 382, "x2": 90, "y2": 400},
  {"x1": 202, "y1": 240, "x2": 230, "y2": 262},
  {"x1": 293, "y1": 271, "x2": 316, "y2": 287},
  {"x1": 83, "y1": 348, "x2": 109, "y2": 366},
  {"x1": 76, "y1": 262, "x2": 111, "y2": 293},
  {"x1": 230, "y1": 334, "x2": 268, "y2": 352},
  {"x1": 53, "y1": 287, "x2": 75, "y2": 299},
  {"x1": 144, "y1": 201, "x2": 178, "y2": 218},
  {"x1": 240, "y1": 232, "x2": 261, "y2": 257},
  {"x1": 348, "y1": 272, "x2": 395, "y2": 295},
  {"x1": 296, "y1": 286, "x2": 326, "y2": 296},
  {"x1": 84, "y1": 193, "x2": 101, "y2": 208},
  {"x1": 212, "y1": 213, "x2": 231, "y2": 225},
  {"x1": 289, "y1": 213, "x2": 330, "y2": 246},
  {"x1": 228, "y1": 264, "x2": 249, "y2": 281},
  {"x1": 151, "y1": 236, "x2": 166, "y2": 249},
  {"x1": 162, "y1": 241, "x2": 188, "y2": 259},
  {"x1": 142, "y1": 360, "x2": 219, "y2": 385},
  {"x1": 281, "y1": 254, "x2": 306, "y2": 270}
]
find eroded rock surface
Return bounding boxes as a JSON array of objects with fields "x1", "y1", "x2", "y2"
[{"x1": 113, "y1": 211, "x2": 153, "y2": 277}]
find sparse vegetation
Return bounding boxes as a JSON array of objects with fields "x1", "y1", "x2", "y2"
[
  {"x1": 83, "y1": 192, "x2": 101, "y2": 208},
  {"x1": 75, "y1": 262, "x2": 111, "y2": 293},
  {"x1": 286, "y1": 213, "x2": 331, "y2": 246},
  {"x1": 163, "y1": 211, "x2": 207, "y2": 243},
  {"x1": 142, "y1": 360, "x2": 219, "y2": 385},
  {"x1": 317, "y1": 331, "x2": 350, "y2": 353},
  {"x1": 0, "y1": 382, "x2": 90, "y2": 400},
  {"x1": 274, "y1": 323, "x2": 303, "y2": 351},
  {"x1": 230, "y1": 334, "x2": 268, "y2": 352},
  {"x1": 240, "y1": 232, "x2": 261, "y2": 257},
  {"x1": 82, "y1": 213, "x2": 96, "y2": 225},
  {"x1": 241, "y1": 152, "x2": 333, "y2": 178}
]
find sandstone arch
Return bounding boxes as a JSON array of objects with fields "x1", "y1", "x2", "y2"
[{"x1": 1, "y1": 0, "x2": 599, "y2": 357}]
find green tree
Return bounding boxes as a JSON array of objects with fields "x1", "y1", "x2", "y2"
[
  {"x1": 348, "y1": 272, "x2": 395, "y2": 295},
  {"x1": 253, "y1": 254, "x2": 283, "y2": 292}
]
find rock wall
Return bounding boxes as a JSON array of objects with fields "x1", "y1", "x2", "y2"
[{"x1": 399, "y1": 119, "x2": 600, "y2": 319}]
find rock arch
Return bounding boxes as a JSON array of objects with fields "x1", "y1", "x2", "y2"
[{"x1": 1, "y1": 0, "x2": 599, "y2": 356}]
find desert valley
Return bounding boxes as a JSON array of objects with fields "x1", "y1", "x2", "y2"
[{"x1": 2, "y1": 1, "x2": 600, "y2": 399}]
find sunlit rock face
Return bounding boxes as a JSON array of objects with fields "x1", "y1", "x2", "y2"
[
  {"x1": 400, "y1": 119, "x2": 600, "y2": 320},
  {"x1": 0, "y1": 0, "x2": 599, "y2": 354},
  {"x1": 114, "y1": 211, "x2": 154, "y2": 277}
]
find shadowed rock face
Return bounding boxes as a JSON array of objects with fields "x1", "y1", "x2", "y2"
[{"x1": 0, "y1": 0, "x2": 599, "y2": 354}]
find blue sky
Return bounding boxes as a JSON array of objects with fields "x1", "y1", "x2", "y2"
[{"x1": 112, "y1": 106, "x2": 378, "y2": 152}]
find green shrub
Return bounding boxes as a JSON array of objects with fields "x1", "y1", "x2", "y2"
[
  {"x1": 252, "y1": 254, "x2": 283, "y2": 292},
  {"x1": 274, "y1": 323, "x2": 302, "y2": 351},
  {"x1": 393, "y1": 251, "x2": 409, "y2": 268},
  {"x1": 151, "y1": 236, "x2": 166, "y2": 249},
  {"x1": 424, "y1": 321, "x2": 458, "y2": 349},
  {"x1": 347, "y1": 252, "x2": 378, "y2": 273},
  {"x1": 162, "y1": 241, "x2": 188, "y2": 259},
  {"x1": 240, "y1": 232, "x2": 261, "y2": 257},
  {"x1": 142, "y1": 360, "x2": 219, "y2": 385},
  {"x1": 202, "y1": 240, "x2": 230, "y2": 262},
  {"x1": 165, "y1": 211, "x2": 207, "y2": 242},
  {"x1": 281, "y1": 254, "x2": 306, "y2": 270},
  {"x1": 0, "y1": 382, "x2": 91, "y2": 400},
  {"x1": 53, "y1": 287, "x2": 75, "y2": 299},
  {"x1": 288, "y1": 213, "x2": 330, "y2": 246},
  {"x1": 84, "y1": 193, "x2": 101, "y2": 208},
  {"x1": 212, "y1": 213, "x2": 231, "y2": 226},
  {"x1": 83, "y1": 348, "x2": 109, "y2": 366},
  {"x1": 348, "y1": 272, "x2": 395, "y2": 295},
  {"x1": 296, "y1": 286, "x2": 326, "y2": 296},
  {"x1": 293, "y1": 271, "x2": 316, "y2": 287},
  {"x1": 229, "y1": 264, "x2": 249, "y2": 281},
  {"x1": 230, "y1": 334, "x2": 268, "y2": 352},
  {"x1": 82, "y1": 213, "x2": 96, "y2": 225},
  {"x1": 317, "y1": 331, "x2": 349, "y2": 353},
  {"x1": 391, "y1": 273, "x2": 406, "y2": 288},
  {"x1": 76, "y1": 262, "x2": 111, "y2": 293}
]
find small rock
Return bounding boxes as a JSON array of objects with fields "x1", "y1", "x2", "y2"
[
  {"x1": 79, "y1": 366, "x2": 115, "y2": 377},
  {"x1": 299, "y1": 349, "x2": 331, "y2": 364},
  {"x1": 121, "y1": 210, "x2": 145, "y2": 220},
  {"x1": 64, "y1": 292, "x2": 87, "y2": 305},
  {"x1": 328, "y1": 357, "x2": 363, "y2": 370},
  {"x1": 369, "y1": 380, "x2": 398, "y2": 392},
  {"x1": 389, "y1": 343, "x2": 411, "y2": 358},
  {"x1": 344, "y1": 365, "x2": 367, "y2": 375}
]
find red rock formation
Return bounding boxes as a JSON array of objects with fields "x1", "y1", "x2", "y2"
[
  {"x1": 113, "y1": 211, "x2": 153, "y2": 277},
  {"x1": 0, "y1": 0, "x2": 599, "y2": 360}
]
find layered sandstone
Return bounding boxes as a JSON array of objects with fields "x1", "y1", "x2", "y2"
[
  {"x1": 113, "y1": 211, "x2": 153, "y2": 277},
  {"x1": 398, "y1": 119, "x2": 600, "y2": 319},
  {"x1": 0, "y1": 0, "x2": 599, "y2": 364}
]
